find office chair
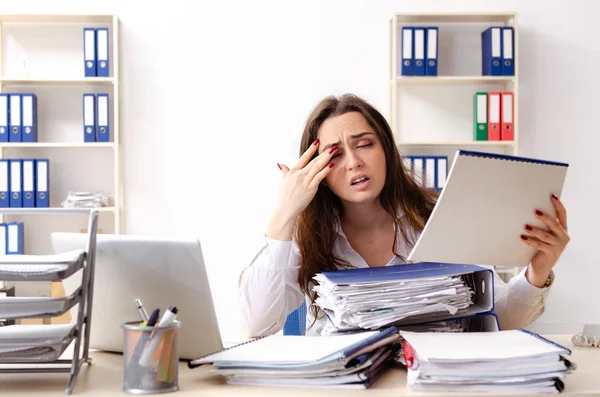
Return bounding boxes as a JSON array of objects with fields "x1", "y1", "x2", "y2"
[{"x1": 283, "y1": 301, "x2": 307, "y2": 335}]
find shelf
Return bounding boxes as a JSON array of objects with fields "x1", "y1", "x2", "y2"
[
  {"x1": 0, "y1": 143, "x2": 115, "y2": 148},
  {"x1": 394, "y1": 12, "x2": 516, "y2": 24},
  {"x1": 0, "y1": 14, "x2": 114, "y2": 23},
  {"x1": 394, "y1": 76, "x2": 515, "y2": 84},
  {"x1": 397, "y1": 141, "x2": 516, "y2": 147},
  {"x1": 0, "y1": 207, "x2": 115, "y2": 215},
  {"x1": 0, "y1": 77, "x2": 115, "y2": 85}
]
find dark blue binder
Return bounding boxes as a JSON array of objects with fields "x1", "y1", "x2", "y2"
[
  {"x1": 502, "y1": 27, "x2": 514, "y2": 76},
  {"x1": 413, "y1": 27, "x2": 426, "y2": 76},
  {"x1": 481, "y1": 27, "x2": 502, "y2": 76},
  {"x1": 425, "y1": 27, "x2": 438, "y2": 76},
  {"x1": 400, "y1": 27, "x2": 413, "y2": 76}
]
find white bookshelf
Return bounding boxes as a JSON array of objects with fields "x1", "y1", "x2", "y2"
[
  {"x1": 0, "y1": 14, "x2": 121, "y2": 296},
  {"x1": 389, "y1": 12, "x2": 519, "y2": 278}
]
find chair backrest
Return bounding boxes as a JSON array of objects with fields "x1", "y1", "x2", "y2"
[{"x1": 283, "y1": 301, "x2": 307, "y2": 335}]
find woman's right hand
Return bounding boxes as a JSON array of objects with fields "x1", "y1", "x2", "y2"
[{"x1": 266, "y1": 139, "x2": 338, "y2": 241}]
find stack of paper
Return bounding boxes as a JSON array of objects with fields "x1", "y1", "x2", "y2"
[
  {"x1": 313, "y1": 263, "x2": 479, "y2": 332},
  {"x1": 400, "y1": 329, "x2": 576, "y2": 393},
  {"x1": 189, "y1": 326, "x2": 401, "y2": 389}
]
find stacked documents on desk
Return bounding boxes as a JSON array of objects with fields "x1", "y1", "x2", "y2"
[
  {"x1": 400, "y1": 329, "x2": 576, "y2": 394},
  {"x1": 313, "y1": 262, "x2": 494, "y2": 334},
  {"x1": 189, "y1": 326, "x2": 400, "y2": 389}
]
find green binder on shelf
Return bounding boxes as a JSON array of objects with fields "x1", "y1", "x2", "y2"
[{"x1": 474, "y1": 92, "x2": 488, "y2": 141}]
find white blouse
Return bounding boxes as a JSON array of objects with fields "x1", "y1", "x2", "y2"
[{"x1": 238, "y1": 215, "x2": 553, "y2": 338}]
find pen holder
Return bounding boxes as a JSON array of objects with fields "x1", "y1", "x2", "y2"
[{"x1": 121, "y1": 320, "x2": 182, "y2": 394}]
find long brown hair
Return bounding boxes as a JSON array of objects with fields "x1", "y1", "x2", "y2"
[{"x1": 295, "y1": 93, "x2": 439, "y2": 327}]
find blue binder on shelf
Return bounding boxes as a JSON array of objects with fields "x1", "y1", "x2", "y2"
[
  {"x1": 96, "y1": 93, "x2": 110, "y2": 142},
  {"x1": 413, "y1": 27, "x2": 426, "y2": 76},
  {"x1": 35, "y1": 159, "x2": 49, "y2": 208},
  {"x1": 83, "y1": 93, "x2": 96, "y2": 142},
  {"x1": 425, "y1": 27, "x2": 438, "y2": 76},
  {"x1": 481, "y1": 27, "x2": 502, "y2": 76},
  {"x1": 319, "y1": 262, "x2": 495, "y2": 328},
  {"x1": 6, "y1": 222, "x2": 24, "y2": 255},
  {"x1": 84, "y1": 27, "x2": 97, "y2": 77},
  {"x1": 22, "y1": 159, "x2": 36, "y2": 208},
  {"x1": 0, "y1": 94, "x2": 9, "y2": 143},
  {"x1": 9, "y1": 159, "x2": 21, "y2": 208},
  {"x1": 0, "y1": 160, "x2": 9, "y2": 208},
  {"x1": 400, "y1": 27, "x2": 413, "y2": 76},
  {"x1": 502, "y1": 27, "x2": 514, "y2": 76},
  {"x1": 9, "y1": 94, "x2": 21, "y2": 142},
  {"x1": 95, "y1": 28, "x2": 109, "y2": 77},
  {"x1": 21, "y1": 93, "x2": 37, "y2": 143}
]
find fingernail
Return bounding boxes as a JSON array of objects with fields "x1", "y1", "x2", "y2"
[
  {"x1": 552, "y1": 194, "x2": 558, "y2": 200},
  {"x1": 525, "y1": 224, "x2": 533, "y2": 231},
  {"x1": 313, "y1": 139, "x2": 320, "y2": 146},
  {"x1": 328, "y1": 145, "x2": 338, "y2": 154},
  {"x1": 277, "y1": 163, "x2": 282, "y2": 170},
  {"x1": 521, "y1": 235, "x2": 528, "y2": 240},
  {"x1": 535, "y1": 210, "x2": 543, "y2": 216},
  {"x1": 328, "y1": 163, "x2": 334, "y2": 168}
]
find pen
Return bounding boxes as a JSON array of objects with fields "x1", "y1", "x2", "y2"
[
  {"x1": 130, "y1": 308, "x2": 160, "y2": 369},
  {"x1": 138, "y1": 306, "x2": 178, "y2": 367},
  {"x1": 135, "y1": 299, "x2": 149, "y2": 322}
]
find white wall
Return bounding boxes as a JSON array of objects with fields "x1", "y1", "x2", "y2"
[{"x1": 1, "y1": 0, "x2": 597, "y2": 342}]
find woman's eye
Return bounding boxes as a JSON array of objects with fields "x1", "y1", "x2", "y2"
[
  {"x1": 357, "y1": 143, "x2": 373, "y2": 149},
  {"x1": 332, "y1": 152, "x2": 342, "y2": 159}
]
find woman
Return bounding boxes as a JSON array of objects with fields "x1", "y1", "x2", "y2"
[{"x1": 239, "y1": 94, "x2": 570, "y2": 337}]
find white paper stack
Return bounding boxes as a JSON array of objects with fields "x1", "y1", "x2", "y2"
[
  {"x1": 313, "y1": 265, "x2": 475, "y2": 332},
  {"x1": 400, "y1": 330, "x2": 576, "y2": 394}
]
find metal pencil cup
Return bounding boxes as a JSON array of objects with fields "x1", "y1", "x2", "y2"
[{"x1": 121, "y1": 320, "x2": 182, "y2": 394}]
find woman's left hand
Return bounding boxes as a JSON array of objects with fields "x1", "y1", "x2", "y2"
[{"x1": 521, "y1": 194, "x2": 570, "y2": 288}]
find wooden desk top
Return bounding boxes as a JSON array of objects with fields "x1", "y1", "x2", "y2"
[{"x1": 0, "y1": 335, "x2": 595, "y2": 396}]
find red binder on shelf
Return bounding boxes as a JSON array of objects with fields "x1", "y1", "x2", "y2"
[
  {"x1": 487, "y1": 92, "x2": 501, "y2": 140},
  {"x1": 501, "y1": 92, "x2": 514, "y2": 141}
]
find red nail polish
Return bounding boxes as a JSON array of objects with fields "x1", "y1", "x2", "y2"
[
  {"x1": 328, "y1": 163, "x2": 334, "y2": 168},
  {"x1": 521, "y1": 235, "x2": 528, "y2": 240},
  {"x1": 328, "y1": 145, "x2": 338, "y2": 154},
  {"x1": 535, "y1": 210, "x2": 543, "y2": 216},
  {"x1": 525, "y1": 225, "x2": 533, "y2": 231},
  {"x1": 552, "y1": 194, "x2": 558, "y2": 200},
  {"x1": 313, "y1": 139, "x2": 320, "y2": 146},
  {"x1": 277, "y1": 163, "x2": 282, "y2": 170}
]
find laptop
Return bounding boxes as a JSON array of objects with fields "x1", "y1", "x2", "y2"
[{"x1": 50, "y1": 232, "x2": 223, "y2": 360}]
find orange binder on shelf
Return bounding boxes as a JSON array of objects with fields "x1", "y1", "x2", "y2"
[
  {"x1": 501, "y1": 92, "x2": 514, "y2": 141},
  {"x1": 487, "y1": 92, "x2": 501, "y2": 140}
]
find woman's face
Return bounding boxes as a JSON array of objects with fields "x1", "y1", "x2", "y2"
[{"x1": 317, "y1": 111, "x2": 387, "y2": 206}]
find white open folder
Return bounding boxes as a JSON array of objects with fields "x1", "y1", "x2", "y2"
[{"x1": 408, "y1": 150, "x2": 569, "y2": 267}]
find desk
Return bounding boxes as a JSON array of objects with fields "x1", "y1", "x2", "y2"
[{"x1": 0, "y1": 335, "x2": 596, "y2": 396}]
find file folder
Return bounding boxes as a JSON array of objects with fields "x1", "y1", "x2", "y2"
[
  {"x1": 501, "y1": 92, "x2": 514, "y2": 141},
  {"x1": 412, "y1": 156, "x2": 424, "y2": 186},
  {"x1": 83, "y1": 27, "x2": 97, "y2": 77},
  {"x1": 424, "y1": 157, "x2": 436, "y2": 190},
  {"x1": 0, "y1": 94, "x2": 8, "y2": 143},
  {"x1": 96, "y1": 93, "x2": 109, "y2": 142},
  {"x1": 22, "y1": 159, "x2": 35, "y2": 208},
  {"x1": 95, "y1": 28, "x2": 109, "y2": 77},
  {"x1": 481, "y1": 27, "x2": 502, "y2": 76},
  {"x1": 487, "y1": 92, "x2": 501, "y2": 140},
  {"x1": 9, "y1": 160, "x2": 21, "y2": 208},
  {"x1": 435, "y1": 156, "x2": 448, "y2": 192},
  {"x1": 320, "y1": 262, "x2": 495, "y2": 327},
  {"x1": 502, "y1": 27, "x2": 514, "y2": 76},
  {"x1": 0, "y1": 224, "x2": 6, "y2": 255},
  {"x1": 425, "y1": 27, "x2": 438, "y2": 76},
  {"x1": 474, "y1": 92, "x2": 488, "y2": 141},
  {"x1": 0, "y1": 160, "x2": 8, "y2": 208},
  {"x1": 9, "y1": 94, "x2": 21, "y2": 142},
  {"x1": 83, "y1": 94, "x2": 96, "y2": 142},
  {"x1": 35, "y1": 159, "x2": 49, "y2": 208},
  {"x1": 413, "y1": 27, "x2": 426, "y2": 76},
  {"x1": 21, "y1": 93, "x2": 37, "y2": 143},
  {"x1": 400, "y1": 27, "x2": 413, "y2": 76},
  {"x1": 6, "y1": 222, "x2": 23, "y2": 255}
]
